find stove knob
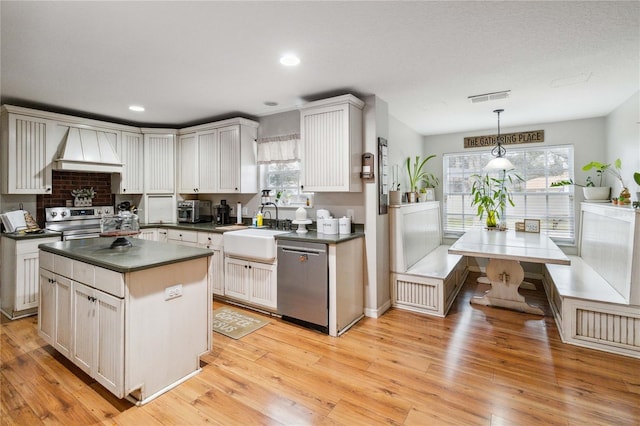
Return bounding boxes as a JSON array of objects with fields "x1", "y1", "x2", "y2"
[
  {"x1": 50, "y1": 211, "x2": 57, "y2": 217},
  {"x1": 60, "y1": 211, "x2": 67, "y2": 217},
  {"x1": 96, "y1": 209, "x2": 102, "y2": 215}
]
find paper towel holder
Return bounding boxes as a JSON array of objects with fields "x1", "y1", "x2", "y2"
[{"x1": 360, "y1": 152, "x2": 375, "y2": 181}]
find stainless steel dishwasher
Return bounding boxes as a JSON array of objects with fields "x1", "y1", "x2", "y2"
[{"x1": 277, "y1": 240, "x2": 328, "y2": 333}]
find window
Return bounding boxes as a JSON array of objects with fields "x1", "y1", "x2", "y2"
[
  {"x1": 443, "y1": 145, "x2": 575, "y2": 244},
  {"x1": 261, "y1": 160, "x2": 304, "y2": 205}
]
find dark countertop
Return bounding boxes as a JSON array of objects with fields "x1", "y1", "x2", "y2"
[
  {"x1": 140, "y1": 222, "x2": 365, "y2": 243},
  {"x1": 2, "y1": 230, "x2": 62, "y2": 241},
  {"x1": 140, "y1": 222, "x2": 233, "y2": 234},
  {"x1": 39, "y1": 238, "x2": 212, "y2": 273},
  {"x1": 276, "y1": 230, "x2": 364, "y2": 244}
]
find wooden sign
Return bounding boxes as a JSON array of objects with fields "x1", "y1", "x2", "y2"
[{"x1": 464, "y1": 130, "x2": 544, "y2": 148}]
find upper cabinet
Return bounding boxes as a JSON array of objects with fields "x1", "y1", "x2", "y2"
[
  {"x1": 177, "y1": 118, "x2": 258, "y2": 194},
  {"x1": 299, "y1": 94, "x2": 364, "y2": 192},
  {"x1": 1, "y1": 107, "x2": 56, "y2": 194},
  {"x1": 112, "y1": 131, "x2": 144, "y2": 194},
  {"x1": 143, "y1": 130, "x2": 176, "y2": 194}
]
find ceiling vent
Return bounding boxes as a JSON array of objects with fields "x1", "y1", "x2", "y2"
[{"x1": 468, "y1": 90, "x2": 511, "y2": 104}]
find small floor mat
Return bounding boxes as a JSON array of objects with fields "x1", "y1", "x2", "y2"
[{"x1": 212, "y1": 307, "x2": 269, "y2": 339}]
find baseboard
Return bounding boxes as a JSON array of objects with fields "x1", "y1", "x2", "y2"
[{"x1": 365, "y1": 299, "x2": 391, "y2": 318}]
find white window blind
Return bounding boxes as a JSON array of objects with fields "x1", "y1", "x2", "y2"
[{"x1": 443, "y1": 145, "x2": 575, "y2": 244}]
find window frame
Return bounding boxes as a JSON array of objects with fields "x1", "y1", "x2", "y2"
[{"x1": 443, "y1": 144, "x2": 576, "y2": 245}]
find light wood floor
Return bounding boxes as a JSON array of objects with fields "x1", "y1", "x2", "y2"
[{"x1": 2, "y1": 273, "x2": 639, "y2": 425}]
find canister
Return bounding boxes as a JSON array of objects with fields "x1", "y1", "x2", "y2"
[
  {"x1": 322, "y1": 217, "x2": 339, "y2": 235},
  {"x1": 339, "y1": 216, "x2": 351, "y2": 234}
]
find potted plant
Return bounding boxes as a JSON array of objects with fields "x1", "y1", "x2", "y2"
[
  {"x1": 418, "y1": 173, "x2": 440, "y2": 202},
  {"x1": 406, "y1": 155, "x2": 436, "y2": 203},
  {"x1": 470, "y1": 171, "x2": 523, "y2": 229},
  {"x1": 551, "y1": 159, "x2": 625, "y2": 201}
]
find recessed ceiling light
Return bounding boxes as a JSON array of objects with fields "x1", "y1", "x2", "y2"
[
  {"x1": 279, "y1": 54, "x2": 300, "y2": 66},
  {"x1": 129, "y1": 105, "x2": 145, "y2": 112},
  {"x1": 264, "y1": 101, "x2": 278, "y2": 107}
]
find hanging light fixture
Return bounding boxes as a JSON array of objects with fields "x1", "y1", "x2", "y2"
[{"x1": 484, "y1": 109, "x2": 515, "y2": 171}]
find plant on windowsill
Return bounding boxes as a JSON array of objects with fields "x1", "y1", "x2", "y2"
[
  {"x1": 418, "y1": 173, "x2": 440, "y2": 202},
  {"x1": 406, "y1": 155, "x2": 436, "y2": 203},
  {"x1": 551, "y1": 159, "x2": 626, "y2": 202},
  {"x1": 470, "y1": 171, "x2": 523, "y2": 229}
]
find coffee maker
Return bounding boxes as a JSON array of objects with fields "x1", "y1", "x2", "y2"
[{"x1": 213, "y1": 200, "x2": 230, "y2": 225}]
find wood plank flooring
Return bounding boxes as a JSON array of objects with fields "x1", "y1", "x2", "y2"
[{"x1": 2, "y1": 273, "x2": 639, "y2": 425}]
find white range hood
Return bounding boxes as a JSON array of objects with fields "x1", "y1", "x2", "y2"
[{"x1": 55, "y1": 127, "x2": 123, "y2": 173}]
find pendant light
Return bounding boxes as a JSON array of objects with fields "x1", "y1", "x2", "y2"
[{"x1": 484, "y1": 109, "x2": 515, "y2": 171}]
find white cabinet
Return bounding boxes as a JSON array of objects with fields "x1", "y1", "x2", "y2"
[
  {"x1": 178, "y1": 118, "x2": 258, "y2": 194},
  {"x1": 224, "y1": 256, "x2": 277, "y2": 309},
  {"x1": 136, "y1": 228, "x2": 158, "y2": 241},
  {"x1": 1, "y1": 107, "x2": 56, "y2": 194},
  {"x1": 167, "y1": 229, "x2": 198, "y2": 247},
  {"x1": 72, "y1": 281, "x2": 124, "y2": 397},
  {"x1": 198, "y1": 232, "x2": 224, "y2": 296},
  {"x1": 39, "y1": 248, "x2": 209, "y2": 404},
  {"x1": 299, "y1": 94, "x2": 364, "y2": 192},
  {"x1": 39, "y1": 268, "x2": 73, "y2": 359},
  {"x1": 178, "y1": 130, "x2": 219, "y2": 194},
  {"x1": 1, "y1": 236, "x2": 60, "y2": 319},
  {"x1": 113, "y1": 131, "x2": 144, "y2": 194},
  {"x1": 157, "y1": 228, "x2": 168, "y2": 243},
  {"x1": 218, "y1": 125, "x2": 243, "y2": 193},
  {"x1": 143, "y1": 131, "x2": 176, "y2": 194}
]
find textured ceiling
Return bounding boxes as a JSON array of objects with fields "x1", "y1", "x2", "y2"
[{"x1": 1, "y1": 1, "x2": 638, "y2": 135}]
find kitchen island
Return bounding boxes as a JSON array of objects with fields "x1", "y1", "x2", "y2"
[{"x1": 38, "y1": 237, "x2": 212, "y2": 405}]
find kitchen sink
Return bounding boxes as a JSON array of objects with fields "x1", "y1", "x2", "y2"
[{"x1": 223, "y1": 228, "x2": 291, "y2": 261}]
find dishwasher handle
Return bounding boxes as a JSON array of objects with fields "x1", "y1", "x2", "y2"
[{"x1": 279, "y1": 245, "x2": 326, "y2": 255}]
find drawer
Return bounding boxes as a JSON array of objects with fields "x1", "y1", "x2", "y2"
[
  {"x1": 94, "y1": 266, "x2": 124, "y2": 298},
  {"x1": 40, "y1": 251, "x2": 55, "y2": 271},
  {"x1": 167, "y1": 229, "x2": 198, "y2": 243},
  {"x1": 197, "y1": 232, "x2": 223, "y2": 248},
  {"x1": 54, "y1": 255, "x2": 73, "y2": 278},
  {"x1": 73, "y1": 260, "x2": 95, "y2": 286}
]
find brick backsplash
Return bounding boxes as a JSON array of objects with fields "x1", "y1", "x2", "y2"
[{"x1": 36, "y1": 171, "x2": 115, "y2": 226}]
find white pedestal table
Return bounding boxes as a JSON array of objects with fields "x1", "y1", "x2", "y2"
[{"x1": 448, "y1": 228, "x2": 570, "y2": 315}]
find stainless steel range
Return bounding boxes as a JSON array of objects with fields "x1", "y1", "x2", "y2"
[{"x1": 45, "y1": 206, "x2": 114, "y2": 240}]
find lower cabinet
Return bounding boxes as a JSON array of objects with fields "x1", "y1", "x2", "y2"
[
  {"x1": 136, "y1": 228, "x2": 159, "y2": 241},
  {"x1": 197, "y1": 232, "x2": 224, "y2": 296},
  {"x1": 1, "y1": 236, "x2": 60, "y2": 319},
  {"x1": 72, "y1": 281, "x2": 124, "y2": 396},
  {"x1": 224, "y1": 256, "x2": 277, "y2": 309},
  {"x1": 39, "y1": 269, "x2": 72, "y2": 359},
  {"x1": 167, "y1": 229, "x2": 198, "y2": 246},
  {"x1": 39, "y1": 254, "x2": 125, "y2": 397},
  {"x1": 38, "y1": 250, "x2": 209, "y2": 404}
]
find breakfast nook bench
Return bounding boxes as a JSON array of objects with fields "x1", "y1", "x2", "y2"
[
  {"x1": 543, "y1": 203, "x2": 640, "y2": 358},
  {"x1": 390, "y1": 202, "x2": 468, "y2": 317}
]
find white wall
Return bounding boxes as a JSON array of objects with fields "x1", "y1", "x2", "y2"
[
  {"x1": 388, "y1": 115, "x2": 426, "y2": 192},
  {"x1": 424, "y1": 116, "x2": 607, "y2": 238},
  {"x1": 605, "y1": 91, "x2": 640, "y2": 199}
]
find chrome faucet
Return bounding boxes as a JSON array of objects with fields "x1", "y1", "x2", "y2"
[{"x1": 260, "y1": 202, "x2": 279, "y2": 228}]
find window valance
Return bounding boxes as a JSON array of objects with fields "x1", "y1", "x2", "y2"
[{"x1": 256, "y1": 133, "x2": 300, "y2": 164}]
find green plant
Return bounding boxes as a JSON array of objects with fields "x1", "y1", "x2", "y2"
[
  {"x1": 634, "y1": 172, "x2": 640, "y2": 186},
  {"x1": 70, "y1": 187, "x2": 95, "y2": 199},
  {"x1": 406, "y1": 155, "x2": 437, "y2": 192},
  {"x1": 470, "y1": 171, "x2": 523, "y2": 227},
  {"x1": 551, "y1": 158, "x2": 624, "y2": 188}
]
